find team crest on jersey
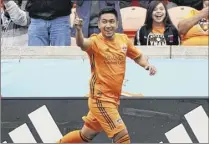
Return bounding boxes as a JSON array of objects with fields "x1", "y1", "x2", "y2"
[
  {"x1": 115, "y1": 118, "x2": 123, "y2": 125},
  {"x1": 121, "y1": 44, "x2": 127, "y2": 54},
  {"x1": 95, "y1": 90, "x2": 102, "y2": 97}
]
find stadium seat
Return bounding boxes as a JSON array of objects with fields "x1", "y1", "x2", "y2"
[
  {"x1": 120, "y1": 7, "x2": 147, "y2": 42},
  {"x1": 168, "y1": 6, "x2": 197, "y2": 28}
]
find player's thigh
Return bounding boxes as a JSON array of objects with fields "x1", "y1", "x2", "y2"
[
  {"x1": 90, "y1": 99, "x2": 128, "y2": 138},
  {"x1": 81, "y1": 111, "x2": 103, "y2": 139}
]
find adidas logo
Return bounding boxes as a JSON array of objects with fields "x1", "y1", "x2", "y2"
[
  {"x1": 2, "y1": 105, "x2": 208, "y2": 143},
  {"x1": 2, "y1": 105, "x2": 63, "y2": 143},
  {"x1": 161, "y1": 105, "x2": 208, "y2": 143}
]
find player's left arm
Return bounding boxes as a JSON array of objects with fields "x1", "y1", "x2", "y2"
[
  {"x1": 134, "y1": 55, "x2": 157, "y2": 76},
  {"x1": 126, "y1": 37, "x2": 157, "y2": 76}
]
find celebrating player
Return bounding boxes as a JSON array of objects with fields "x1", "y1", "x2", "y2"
[{"x1": 57, "y1": 8, "x2": 157, "y2": 144}]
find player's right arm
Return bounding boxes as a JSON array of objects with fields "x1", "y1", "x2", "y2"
[
  {"x1": 178, "y1": 7, "x2": 209, "y2": 35},
  {"x1": 74, "y1": 12, "x2": 91, "y2": 51}
]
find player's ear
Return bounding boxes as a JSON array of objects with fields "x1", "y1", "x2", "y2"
[{"x1": 115, "y1": 20, "x2": 119, "y2": 29}]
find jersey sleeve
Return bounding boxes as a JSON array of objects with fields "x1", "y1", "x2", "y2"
[
  {"x1": 125, "y1": 35, "x2": 142, "y2": 60},
  {"x1": 85, "y1": 34, "x2": 98, "y2": 55}
]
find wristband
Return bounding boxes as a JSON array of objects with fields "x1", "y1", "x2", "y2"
[{"x1": 145, "y1": 65, "x2": 150, "y2": 70}]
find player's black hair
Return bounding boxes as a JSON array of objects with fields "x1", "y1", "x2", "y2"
[
  {"x1": 144, "y1": 0, "x2": 173, "y2": 30},
  {"x1": 98, "y1": 7, "x2": 118, "y2": 20}
]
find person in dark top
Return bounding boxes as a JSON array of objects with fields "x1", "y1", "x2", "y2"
[
  {"x1": 25, "y1": 0, "x2": 73, "y2": 46},
  {"x1": 134, "y1": 0, "x2": 180, "y2": 46}
]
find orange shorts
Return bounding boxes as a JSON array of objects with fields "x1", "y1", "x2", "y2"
[{"x1": 82, "y1": 97, "x2": 126, "y2": 138}]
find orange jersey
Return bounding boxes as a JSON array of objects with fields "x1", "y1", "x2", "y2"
[
  {"x1": 181, "y1": 9, "x2": 208, "y2": 46},
  {"x1": 85, "y1": 33, "x2": 142, "y2": 104},
  {"x1": 152, "y1": 26, "x2": 165, "y2": 34}
]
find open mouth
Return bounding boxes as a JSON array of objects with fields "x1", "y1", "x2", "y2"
[
  {"x1": 155, "y1": 15, "x2": 164, "y2": 20},
  {"x1": 155, "y1": 14, "x2": 163, "y2": 17}
]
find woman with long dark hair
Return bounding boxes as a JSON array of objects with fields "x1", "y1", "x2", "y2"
[{"x1": 134, "y1": 0, "x2": 180, "y2": 46}]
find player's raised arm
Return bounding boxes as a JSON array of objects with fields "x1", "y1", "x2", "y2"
[{"x1": 74, "y1": 12, "x2": 91, "y2": 51}]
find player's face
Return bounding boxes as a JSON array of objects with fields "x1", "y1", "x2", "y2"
[
  {"x1": 152, "y1": 3, "x2": 166, "y2": 24},
  {"x1": 203, "y1": 0, "x2": 209, "y2": 8},
  {"x1": 98, "y1": 13, "x2": 118, "y2": 39}
]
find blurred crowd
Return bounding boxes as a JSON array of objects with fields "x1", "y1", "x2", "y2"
[{"x1": 1, "y1": 0, "x2": 208, "y2": 47}]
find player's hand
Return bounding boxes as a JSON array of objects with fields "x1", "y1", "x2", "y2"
[
  {"x1": 73, "y1": 11, "x2": 83, "y2": 31},
  {"x1": 145, "y1": 65, "x2": 157, "y2": 76}
]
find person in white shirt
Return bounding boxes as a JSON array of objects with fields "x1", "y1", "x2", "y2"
[{"x1": 1, "y1": 0, "x2": 30, "y2": 47}]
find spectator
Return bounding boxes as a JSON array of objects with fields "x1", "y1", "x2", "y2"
[
  {"x1": 178, "y1": 0, "x2": 208, "y2": 46},
  {"x1": 0, "y1": 0, "x2": 2, "y2": 8},
  {"x1": 25, "y1": 0, "x2": 73, "y2": 46},
  {"x1": 72, "y1": 1, "x2": 123, "y2": 38},
  {"x1": 139, "y1": 0, "x2": 177, "y2": 9},
  {"x1": 1, "y1": 0, "x2": 30, "y2": 47},
  {"x1": 134, "y1": 0, "x2": 180, "y2": 46}
]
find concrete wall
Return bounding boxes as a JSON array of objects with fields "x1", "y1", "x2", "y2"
[{"x1": 1, "y1": 46, "x2": 208, "y2": 59}]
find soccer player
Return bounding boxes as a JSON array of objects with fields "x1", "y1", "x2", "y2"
[{"x1": 57, "y1": 8, "x2": 157, "y2": 144}]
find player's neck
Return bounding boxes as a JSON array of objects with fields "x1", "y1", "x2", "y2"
[{"x1": 101, "y1": 33, "x2": 115, "y2": 41}]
